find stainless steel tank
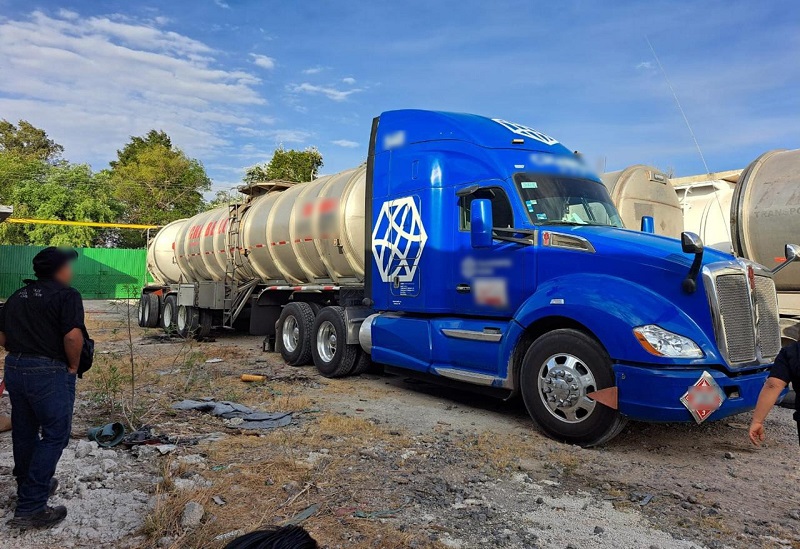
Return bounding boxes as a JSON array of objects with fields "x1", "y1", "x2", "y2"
[
  {"x1": 147, "y1": 219, "x2": 186, "y2": 284},
  {"x1": 148, "y1": 165, "x2": 367, "y2": 285},
  {"x1": 677, "y1": 182, "x2": 734, "y2": 254},
  {"x1": 732, "y1": 149, "x2": 800, "y2": 292},
  {"x1": 601, "y1": 165, "x2": 683, "y2": 238}
]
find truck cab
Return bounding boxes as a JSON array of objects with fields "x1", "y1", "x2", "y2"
[{"x1": 361, "y1": 110, "x2": 784, "y2": 445}]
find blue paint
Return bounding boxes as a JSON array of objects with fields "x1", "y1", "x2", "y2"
[{"x1": 365, "y1": 109, "x2": 773, "y2": 427}]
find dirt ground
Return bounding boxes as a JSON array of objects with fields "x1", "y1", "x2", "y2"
[{"x1": 1, "y1": 300, "x2": 798, "y2": 549}]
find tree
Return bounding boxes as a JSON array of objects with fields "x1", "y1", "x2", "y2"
[
  {"x1": 244, "y1": 146, "x2": 323, "y2": 185},
  {"x1": 109, "y1": 131, "x2": 211, "y2": 248},
  {"x1": 0, "y1": 163, "x2": 120, "y2": 247},
  {"x1": 205, "y1": 189, "x2": 243, "y2": 211},
  {"x1": 0, "y1": 119, "x2": 64, "y2": 163}
]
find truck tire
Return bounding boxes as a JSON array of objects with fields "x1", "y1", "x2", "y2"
[
  {"x1": 520, "y1": 329, "x2": 626, "y2": 447},
  {"x1": 350, "y1": 349, "x2": 372, "y2": 376},
  {"x1": 142, "y1": 293, "x2": 160, "y2": 328},
  {"x1": 137, "y1": 295, "x2": 147, "y2": 327},
  {"x1": 312, "y1": 306, "x2": 359, "y2": 378},
  {"x1": 161, "y1": 295, "x2": 177, "y2": 333},
  {"x1": 277, "y1": 302, "x2": 315, "y2": 366},
  {"x1": 196, "y1": 309, "x2": 213, "y2": 340},
  {"x1": 176, "y1": 305, "x2": 199, "y2": 339}
]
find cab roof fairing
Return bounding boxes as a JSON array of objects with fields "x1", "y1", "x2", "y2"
[{"x1": 374, "y1": 109, "x2": 600, "y2": 183}]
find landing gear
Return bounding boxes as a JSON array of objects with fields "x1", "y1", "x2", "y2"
[{"x1": 520, "y1": 329, "x2": 626, "y2": 446}]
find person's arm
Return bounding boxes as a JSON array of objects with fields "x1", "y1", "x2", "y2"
[
  {"x1": 63, "y1": 327, "x2": 83, "y2": 374},
  {"x1": 749, "y1": 377, "x2": 788, "y2": 446}
]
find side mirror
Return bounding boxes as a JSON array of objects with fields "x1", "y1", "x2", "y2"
[
  {"x1": 640, "y1": 216, "x2": 655, "y2": 234},
  {"x1": 772, "y1": 243, "x2": 800, "y2": 275},
  {"x1": 681, "y1": 232, "x2": 704, "y2": 254},
  {"x1": 680, "y1": 232, "x2": 704, "y2": 294},
  {"x1": 470, "y1": 198, "x2": 493, "y2": 248}
]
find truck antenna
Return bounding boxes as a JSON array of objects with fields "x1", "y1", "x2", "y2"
[{"x1": 646, "y1": 36, "x2": 710, "y2": 175}]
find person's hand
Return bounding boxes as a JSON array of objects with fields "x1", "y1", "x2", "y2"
[
  {"x1": 749, "y1": 421, "x2": 765, "y2": 446},
  {"x1": 67, "y1": 365, "x2": 78, "y2": 375}
]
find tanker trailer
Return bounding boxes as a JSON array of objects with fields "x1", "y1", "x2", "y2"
[
  {"x1": 138, "y1": 109, "x2": 793, "y2": 446},
  {"x1": 601, "y1": 165, "x2": 683, "y2": 238}
]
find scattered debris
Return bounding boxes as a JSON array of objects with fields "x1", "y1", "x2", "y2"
[
  {"x1": 87, "y1": 422, "x2": 126, "y2": 448},
  {"x1": 212, "y1": 495, "x2": 227, "y2": 506},
  {"x1": 284, "y1": 503, "x2": 320, "y2": 525},
  {"x1": 205, "y1": 358, "x2": 224, "y2": 363},
  {"x1": 172, "y1": 399, "x2": 292, "y2": 430},
  {"x1": 241, "y1": 374, "x2": 266, "y2": 382}
]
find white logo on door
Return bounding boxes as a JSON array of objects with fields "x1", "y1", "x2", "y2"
[{"x1": 372, "y1": 196, "x2": 428, "y2": 283}]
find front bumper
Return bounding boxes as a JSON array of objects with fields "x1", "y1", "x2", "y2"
[{"x1": 614, "y1": 363, "x2": 770, "y2": 423}]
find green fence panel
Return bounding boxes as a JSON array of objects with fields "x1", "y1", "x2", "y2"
[{"x1": 0, "y1": 245, "x2": 152, "y2": 299}]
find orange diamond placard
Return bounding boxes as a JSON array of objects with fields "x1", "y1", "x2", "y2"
[{"x1": 680, "y1": 371, "x2": 726, "y2": 424}]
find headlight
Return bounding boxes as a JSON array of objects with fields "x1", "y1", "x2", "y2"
[{"x1": 633, "y1": 325, "x2": 703, "y2": 358}]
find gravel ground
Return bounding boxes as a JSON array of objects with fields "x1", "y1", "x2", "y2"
[{"x1": 0, "y1": 300, "x2": 798, "y2": 548}]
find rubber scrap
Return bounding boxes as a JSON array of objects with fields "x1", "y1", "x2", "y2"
[{"x1": 172, "y1": 399, "x2": 292, "y2": 430}]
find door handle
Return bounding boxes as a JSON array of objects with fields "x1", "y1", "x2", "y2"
[{"x1": 456, "y1": 284, "x2": 471, "y2": 294}]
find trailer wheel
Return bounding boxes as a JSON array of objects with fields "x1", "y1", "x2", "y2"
[
  {"x1": 137, "y1": 295, "x2": 147, "y2": 327},
  {"x1": 196, "y1": 309, "x2": 213, "y2": 340},
  {"x1": 161, "y1": 295, "x2": 177, "y2": 333},
  {"x1": 277, "y1": 302, "x2": 315, "y2": 366},
  {"x1": 520, "y1": 329, "x2": 626, "y2": 447},
  {"x1": 142, "y1": 293, "x2": 160, "y2": 328},
  {"x1": 312, "y1": 306, "x2": 359, "y2": 378},
  {"x1": 176, "y1": 305, "x2": 199, "y2": 339}
]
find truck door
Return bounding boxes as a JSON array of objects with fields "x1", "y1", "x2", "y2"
[{"x1": 451, "y1": 182, "x2": 531, "y2": 317}]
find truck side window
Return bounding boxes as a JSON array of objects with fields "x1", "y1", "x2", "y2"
[{"x1": 459, "y1": 187, "x2": 514, "y2": 231}]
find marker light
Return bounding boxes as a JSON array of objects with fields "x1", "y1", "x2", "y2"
[{"x1": 633, "y1": 325, "x2": 703, "y2": 358}]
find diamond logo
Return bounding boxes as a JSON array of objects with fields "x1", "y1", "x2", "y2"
[
  {"x1": 371, "y1": 196, "x2": 427, "y2": 283},
  {"x1": 492, "y1": 118, "x2": 559, "y2": 146}
]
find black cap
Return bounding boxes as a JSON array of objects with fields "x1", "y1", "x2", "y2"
[{"x1": 32, "y1": 247, "x2": 78, "y2": 278}]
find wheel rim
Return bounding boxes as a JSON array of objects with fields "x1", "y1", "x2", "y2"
[
  {"x1": 164, "y1": 303, "x2": 173, "y2": 327},
  {"x1": 138, "y1": 299, "x2": 145, "y2": 323},
  {"x1": 143, "y1": 301, "x2": 150, "y2": 323},
  {"x1": 177, "y1": 306, "x2": 187, "y2": 331},
  {"x1": 537, "y1": 353, "x2": 597, "y2": 424},
  {"x1": 282, "y1": 315, "x2": 299, "y2": 353},
  {"x1": 316, "y1": 320, "x2": 337, "y2": 363}
]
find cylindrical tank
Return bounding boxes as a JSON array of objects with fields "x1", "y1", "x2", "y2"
[
  {"x1": 147, "y1": 219, "x2": 186, "y2": 284},
  {"x1": 601, "y1": 165, "x2": 683, "y2": 238},
  {"x1": 732, "y1": 149, "x2": 800, "y2": 292},
  {"x1": 148, "y1": 165, "x2": 367, "y2": 285},
  {"x1": 679, "y1": 184, "x2": 734, "y2": 254}
]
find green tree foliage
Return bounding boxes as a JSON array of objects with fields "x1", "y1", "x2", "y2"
[
  {"x1": 205, "y1": 189, "x2": 242, "y2": 211},
  {"x1": 0, "y1": 163, "x2": 120, "y2": 247},
  {"x1": 0, "y1": 119, "x2": 64, "y2": 163},
  {"x1": 109, "y1": 130, "x2": 211, "y2": 247},
  {"x1": 244, "y1": 146, "x2": 323, "y2": 185}
]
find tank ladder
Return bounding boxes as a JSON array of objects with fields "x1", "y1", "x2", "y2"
[{"x1": 223, "y1": 202, "x2": 257, "y2": 327}]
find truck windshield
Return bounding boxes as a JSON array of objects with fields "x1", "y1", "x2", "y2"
[{"x1": 513, "y1": 173, "x2": 624, "y2": 227}]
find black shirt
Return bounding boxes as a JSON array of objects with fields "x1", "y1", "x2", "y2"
[
  {"x1": 0, "y1": 278, "x2": 85, "y2": 364},
  {"x1": 769, "y1": 341, "x2": 800, "y2": 412}
]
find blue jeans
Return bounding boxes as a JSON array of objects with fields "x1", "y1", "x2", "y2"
[{"x1": 4, "y1": 354, "x2": 76, "y2": 516}]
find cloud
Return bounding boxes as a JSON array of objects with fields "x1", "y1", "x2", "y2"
[
  {"x1": 213, "y1": 0, "x2": 230, "y2": 8},
  {"x1": 250, "y1": 53, "x2": 276, "y2": 70},
  {"x1": 636, "y1": 61, "x2": 654, "y2": 70},
  {"x1": 290, "y1": 82, "x2": 361, "y2": 102},
  {"x1": 302, "y1": 66, "x2": 326, "y2": 75},
  {"x1": 331, "y1": 139, "x2": 358, "y2": 148},
  {"x1": 341, "y1": 77, "x2": 356, "y2": 85},
  {"x1": 0, "y1": 10, "x2": 265, "y2": 164}
]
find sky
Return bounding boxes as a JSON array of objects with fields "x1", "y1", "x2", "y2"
[{"x1": 0, "y1": 1, "x2": 798, "y2": 195}]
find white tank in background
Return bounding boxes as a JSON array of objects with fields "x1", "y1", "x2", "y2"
[
  {"x1": 601, "y1": 165, "x2": 683, "y2": 238},
  {"x1": 674, "y1": 180, "x2": 735, "y2": 254}
]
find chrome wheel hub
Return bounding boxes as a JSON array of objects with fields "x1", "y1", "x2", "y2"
[
  {"x1": 282, "y1": 316, "x2": 299, "y2": 353},
  {"x1": 317, "y1": 320, "x2": 337, "y2": 363},
  {"x1": 538, "y1": 353, "x2": 597, "y2": 424}
]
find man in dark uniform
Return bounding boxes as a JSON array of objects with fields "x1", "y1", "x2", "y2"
[
  {"x1": 0, "y1": 247, "x2": 84, "y2": 529},
  {"x1": 749, "y1": 341, "x2": 800, "y2": 446}
]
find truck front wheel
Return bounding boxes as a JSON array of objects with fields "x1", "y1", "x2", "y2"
[{"x1": 520, "y1": 329, "x2": 626, "y2": 446}]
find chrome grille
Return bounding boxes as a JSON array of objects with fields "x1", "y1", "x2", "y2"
[
  {"x1": 715, "y1": 274, "x2": 756, "y2": 364},
  {"x1": 755, "y1": 275, "x2": 781, "y2": 359}
]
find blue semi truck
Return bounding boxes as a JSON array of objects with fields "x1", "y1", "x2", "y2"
[{"x1": 143, "y1": 110, "x2": 795, "y2": 445}]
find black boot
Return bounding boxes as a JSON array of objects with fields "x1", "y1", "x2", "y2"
[{"x1": 8, "y1": 505, "x2": 67, "y2": 530}]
